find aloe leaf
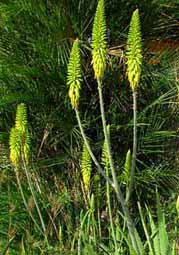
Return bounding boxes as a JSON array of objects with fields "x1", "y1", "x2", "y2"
[
  {"x1": 156, "y1": 193, "x2": 169, "y2": 255},
  {"x1": 147, "y1": 206, "x2": 160, "y2": 255}
]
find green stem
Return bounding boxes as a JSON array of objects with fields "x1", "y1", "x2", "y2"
[
  {"x1": 1, "y1": 236, "x2": 15, "y2": 255},
  {"x1": 97, "y1": 79, "x2": 140, "y2": 253},
  {"x1": 78, "y1": 211, "x2": 90, "y2": 255},
  {"x1": 126, "y1": 91, "x2": 137, "y2": 204},
  {"x1": 97, "y1": 207, "x2": 102, "y2": 238},
  {"x1": 106, "y1": 166, "x2": 118, "y2": 252},
  {"x1": 22, "y1": 158, "x2": 46, "y2": 236},
  {"x1": 97, "y1": 79, "x2": 118, "y2": 196},
  {"x1": 15, "y1": 169, "x2": 43, "y2": 235},
  {"x1": 75, "y1": 102, "x2": 140, "y2": 254},
  {"x1": 138, "y1": 202, "x2": 155, "y2": 255},
  {"x1": 75, "y1": 110, "x2": 114, "y2": 187}
]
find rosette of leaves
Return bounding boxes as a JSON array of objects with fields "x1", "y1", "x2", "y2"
[
  {"x1": 67, "y1": 39, "x2": 82, "y2": 109},
  {"x1": 9, "y1": 103, "x2": 31, "y2": 167},
  {"x1": 126, "y1": 9, "x2": 142, "y2": 91},
  {"x1": 91, "y1": 0, "x2": 107, "y2": 79}
]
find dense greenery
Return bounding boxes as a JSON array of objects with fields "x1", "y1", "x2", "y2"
[{"x1": 0, "y1": 0, "x2": 178, "y2": 254}]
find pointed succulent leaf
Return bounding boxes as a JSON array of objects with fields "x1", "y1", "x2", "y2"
[
  {"x1": 67, "y1": 39, "x2": 82, "y2": 109},
  {"x1": 157, "y1": 193, "x2": 169, "y2": 255},
  {"x1": 126, "y1": 9, "x2": 142, "y2": 91},
  {"x1": 91, "y1": 0, "x2": 107, "y2": 79},
  {"x1": 147, "y1": 206, "x2": 160, "y2": 255}
]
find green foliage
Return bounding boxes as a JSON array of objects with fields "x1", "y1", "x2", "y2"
[
  {"x1": 0, "y1": 0, "x2": 178, "y2": 254},
  {"x1": 138, "y1": 193, "x2": 177, "y2": 255},
  {"x1": 91, "y1": 0, "x2": 107, "y2": 79},
  {"x1": 67, "y1": 39, "x2": 82, "y2": 109},
  {"x1": 126, "y1": 9, "x2": 142, "y2": 91}
]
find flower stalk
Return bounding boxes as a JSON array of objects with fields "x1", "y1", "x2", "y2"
[{"x1": 125, "y1": 9, "x2": 142, "y2": 204}]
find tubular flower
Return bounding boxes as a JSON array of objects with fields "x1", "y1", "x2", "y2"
[
  {"x1": 91, "y1": 0, "x2": 107, "y2": 79},
  {"x1": 67, "y1": 39, "x2": 82, "y2": 109},
  {"x1": 126, "y1": 9, "x2": 142, "y2": 91}
]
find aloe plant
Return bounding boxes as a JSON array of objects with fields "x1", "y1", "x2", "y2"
[
  {"x1": 9, "y1": 104, "x2": 47, "y2": 238},
  {"x1": 91, "y1": 2, "x2": 142, "y2": 253},
  {"x1": 67, "y1": 1, "x2": 143, "y2": 254},
  {"x1": 67, "y1": 37, "x2": 114, "y2": 192},
  {"x1": 126, "y1": 9, "x2": 142, "y2": 204}
]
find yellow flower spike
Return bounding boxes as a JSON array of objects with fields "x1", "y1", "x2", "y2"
[
  {"x1": 81, "y1": 142, "x2": 92, "y2": 193},
  {"x1": 9, "y1": 103, "x2": 31, "y2": 166},
  {"x1": 15, "y1": 103, "x2": 28, "y2": 133},
  {"x1": 126, "y1": 9, "x2": 142, "y2": 91},
  {"x1": 67, "y1": 39, "x2": 82, "y2": 109},
  {"x1": 101, "y1": 125, "x2": 110, "y2": 174},
  {"x1": 122, "y1": 149, "x2": 132, "y2": 185},
  {"x1": 91, "y1": 0, "x2": 107, "y2": 79},
  {"x1": 9, "y1": 127, "x2": 21, "y2": 167}
]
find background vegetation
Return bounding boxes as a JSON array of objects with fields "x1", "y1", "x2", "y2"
[{"x1": 0, "y1": 0, "x2": 178, "y2": 254}]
